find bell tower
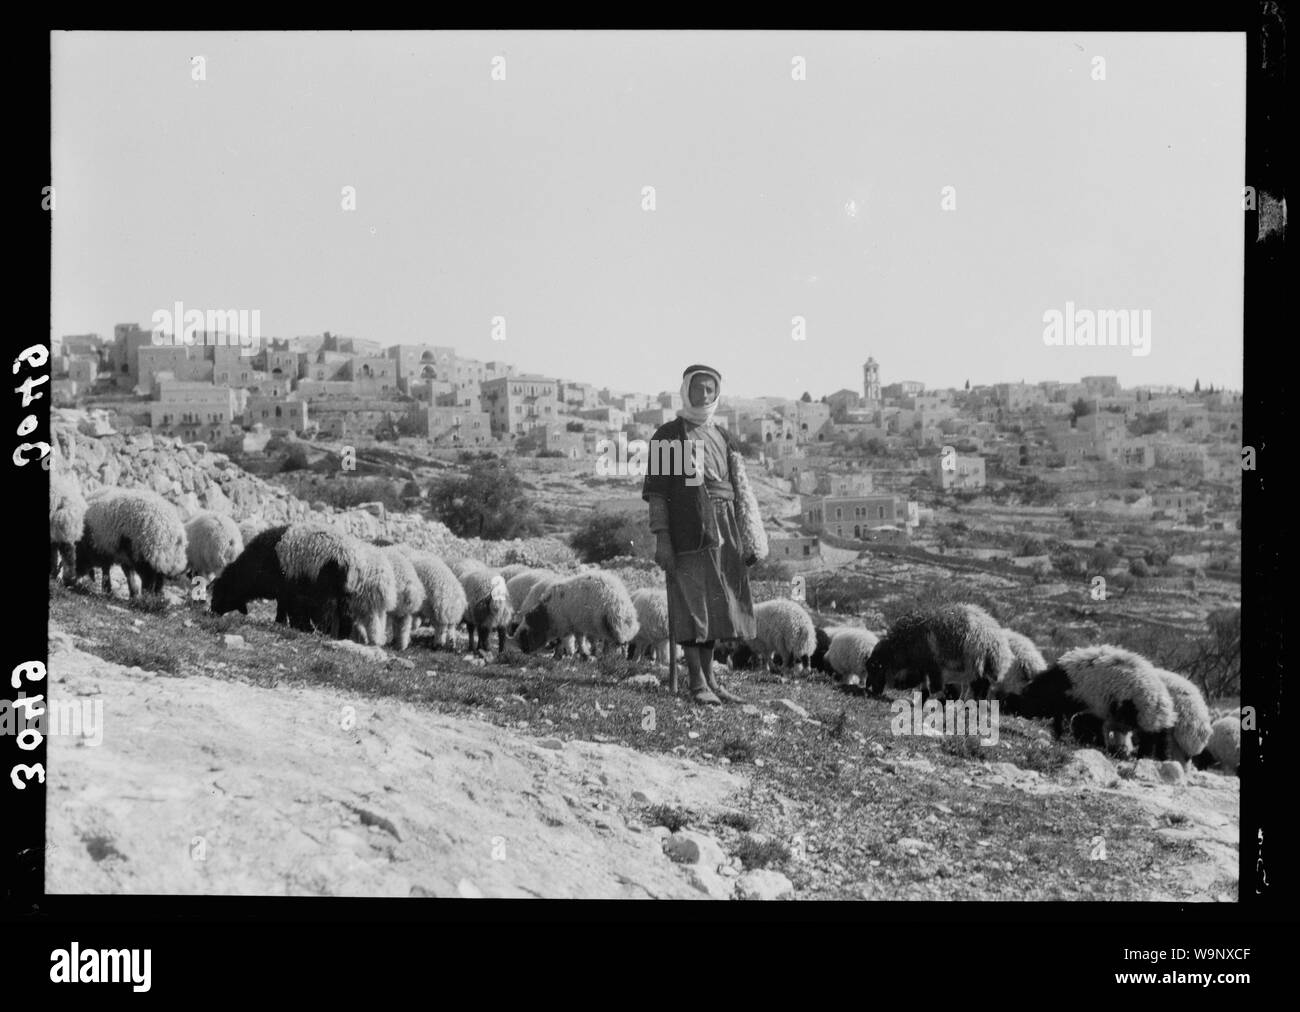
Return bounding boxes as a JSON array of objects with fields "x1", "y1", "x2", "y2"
[{"x1": 863, "y1": 357, "x2": 881, "y2": 409}]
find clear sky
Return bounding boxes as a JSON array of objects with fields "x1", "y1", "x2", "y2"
[{"x1": 52, "y1": 31, "x2": 1245, "y2": 399}]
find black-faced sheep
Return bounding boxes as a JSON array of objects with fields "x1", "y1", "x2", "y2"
[
  {"x1": 505, "y1": 569, "x2": 556, "y2": 623},
  {"x1": 745, "y1": 599, "x2": 817, "y2": 673},
  {"x1": 50, "y1": 470, "x2": 87, "y2": 586},
  {"x1": 999, "y1": 644, "x2": 1176, "y2": 758},
  {"x1": 508, "y1": 572, "x2": 583, "y2": 657},
  {"x1": 76, "y1": 489, "x2": 188, "y2": 597},
  {"x1": 378, "y1": 544, "x2": 425, "y2": 650},
  {"x1": 460, "y1": 568, "x2": 514, "y2": 654},
  {"x1": 210, "y1": 525, "x2": 291, "y2": 621},
  {"x1": 865, "y1": 604, "x2": 1011, "y2": 701},
  {"x1": 406, "y1": 550, "x2": 467, "y2": 649},
  {"x1": 273, "y1": 524, "x2": 364, "y2": 637},
  {"x1": 996, "y1": 628, "x2": 1048, "y2": 697},
  {"x1": 512, "y1": 570, "x2": 638, "y2": 658},
  {"x1": 809, "y1": 627, "x2": 836, "y2": 674},
  {"x1": 185, "y1": 512, "x2": 244, "y2": 582}
]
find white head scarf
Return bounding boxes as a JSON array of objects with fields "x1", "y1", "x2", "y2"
[{"x1": 676, "y1": 367, "x2": 721, "y2": 426}]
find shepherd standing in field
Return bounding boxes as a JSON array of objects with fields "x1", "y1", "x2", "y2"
[{"x1": 642, "y1": 364, "x2": 765, "y2": 705}]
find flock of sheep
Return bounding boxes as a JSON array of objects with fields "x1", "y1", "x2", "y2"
[
  {"x1": 722, "y1": 598, "x2": 1240, "y2": 775},
  {"x1": 49, "y1": 480, "x2": 1241, "y2": 776}
]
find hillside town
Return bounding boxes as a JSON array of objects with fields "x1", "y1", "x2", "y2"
[{"x1": 53, "y1": 326, "x2": 1243, "y2": 583}]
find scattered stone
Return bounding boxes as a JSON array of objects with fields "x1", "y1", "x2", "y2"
[
  {"x1": 741, "y1": 704, "x2": 763, "y2": 717},
  {"x1": 1133, "y1": 759, "x2": 1163, "y2": 784},
  {"x1": 687, "y1": 731, "x2": 700, "y2": 740},
  {"x1": 772, "y1": 699, "x2": 810, "y2": 719},
  {"x1": 735, "y1": 869, "x2": 794, "y2": 900},
  {"x1": 625, "y1": 674, "x2": 661, "y2": 689},
  {"x1": 409, "y1": 884, "x2": 437, "y2": 898},
  {"x1": 631, "y1": 788, "x2": 662, "y2": 806},
  {"x1": 869, "y1": 742, "x2": 886, "y2": 757},
  {"x1": 535, "y1": 738, "x2": 564, "y2": 750},
  {"x1": 662, "y1": 830, "x2": 727, "y2": 871},
  {"x1": 1062, "y1": 749, "x2": 1119, "y2": 788},
  {"x1": 897, "y1": 837, "x2": 933, "y2": 854},
  {"x1": 390, "y1": 657, "x2": 415, "y2": 670},
  {"x1": 1158, "y1": 761, "x2": 1187, "y2": 785},
  {"x1": 222, "y1": 634, "x2": 246, "y2": 649}
]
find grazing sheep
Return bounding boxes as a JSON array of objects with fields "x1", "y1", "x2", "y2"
[
  {"x1": 378, "y1": 544, "x2": 425, "y2": 650},
  {"x1": 865, "y1": 604, "x2": 1011, "y2": 701},
  {"x1": 509, "y1": 572, "x2": 581, "y2": 657},
  {"x1": 210, "y1": 525, "x2": 291, "y2": 620},
  {"x1": 747, "y1": 599, "x2": 817, "y2": 673},
  {"x1": 997, "y1": 629, "x2": 1049, "y2": 697},
  {"x1": 184, "y1": 512, "x2": 245, "y2": 582},
  {"x1": 346, "y1": 543, "x2": 399, "y2": 646},
  {"x1": 449, "y1": 557, "x2": 488, "y2": 580},
  {"x1": 406, "y1": 550, "x2": 468, "y2": 649},
  {"x1": 273, "y1": 524, "x2": 364, "y2": 637},
  {"x1": 810, "y1": 625, "x2": 861, "y2": 675},
  {"x1": 498, "y1": 563, "x2": 531, "y2": 582},
  {"x1": 1195, "y1": 714, "x2": 1241, "y2": 774},
  {"x1": 1000, "y1": 644, "x2": 1176, "y2": 758},
  {"x1": 1150, "y1": 668, "x2": 1213, "y2": 764},
  {"x1": 76, "y1": 489, "x2": 188, "y2": 597},
  {"x1": 825, "y1": 628, "x2": 880, "y2": 688},
  {"x1": 460, "y1": 568, "x2": 514, "y2": 654},
  {"x1": 50, "y1": 470, "x2": 87, "y2": 586},
  {"x1": 628, "y1": 588, "x2": 673, "y2": 664},
  {"x1": 513, "y1": 570, "x2": 638, "y2": 657},
  {"x1": 506, "y1": 569, "x2": 555, "y2": 617}
]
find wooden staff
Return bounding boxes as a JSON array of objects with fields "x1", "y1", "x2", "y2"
[{"x1": 667, "y1": 571, "x2": 678, "y2": 694}]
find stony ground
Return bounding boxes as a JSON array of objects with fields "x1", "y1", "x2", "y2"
[{"x1": 45, "y1": 588, "x2": 1239, "y2": 901}]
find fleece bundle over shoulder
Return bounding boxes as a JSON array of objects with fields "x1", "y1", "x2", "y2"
[{"x1": 641, "y1": 417, "x2": 767, "y2": 562}]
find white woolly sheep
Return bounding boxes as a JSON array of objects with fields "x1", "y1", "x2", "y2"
[
  {"x1": 50, "y1": 470, "x2": 88, "y2": 586},
  {"x1": 825, "y1": 628, "x2": 880, "y2": 688},
  {"x1": 997, "y1": 629, "x2": 1048, "y2": 697},
  {"x1": 460, "y1": 568, "x2": 514, "y2": 654},
  {"x1": 628, "y1": 587, "x2": 673, "y2": 664},
  {"x1": 1001, "y1": 644, "x2": 1176, "y2": 758},
  {"x1": 1150, "y1": 668, "x2": 1213, "y2": 764},
  {"x1": 346, "y1": 543, "x2": 399, "y2": 646},
  {"x1": 273, "y1": 523, "x2": 365, "y2": 637},
  {"x1": 513, "y1": 570, "x2": 638, "y2": 657},
  {"x1": 377, "y1": 544, "x2": 425, "y2": 650},
  {"x1": 506, "y1": 569, "x2": 555, "y2": 615},
  {"x1": 184, "y1": 512, "x2": 245, "y2": 582},
  {"x1": 1199, "y1": 714, "x2": 1241, "y2": 774},
  {"x1": 405, "y1": 550, "x2": 467, "y2": 649},
  {"x1": 747, "y1": 598, "x2": 817, "y2": 673},
  {"x1": 450, "y1": 557, "x2": 488, "y2": 580},
  {"x1": 498, "y1": 563, "x2": 531, "y2": 583},
  {"x1": 76, "y1": 489, "x2": 188, "y2": 597},
  {"x1": 509, "y1": 571, "x2": 582, "y2": 657},
  {"x1": 864, "y1": 604, "x2": 1012, "y2": 700}
]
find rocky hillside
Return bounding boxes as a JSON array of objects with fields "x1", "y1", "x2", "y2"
[{"x1": 52, "y1": 409, "x2": 579, "y2": 568}]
